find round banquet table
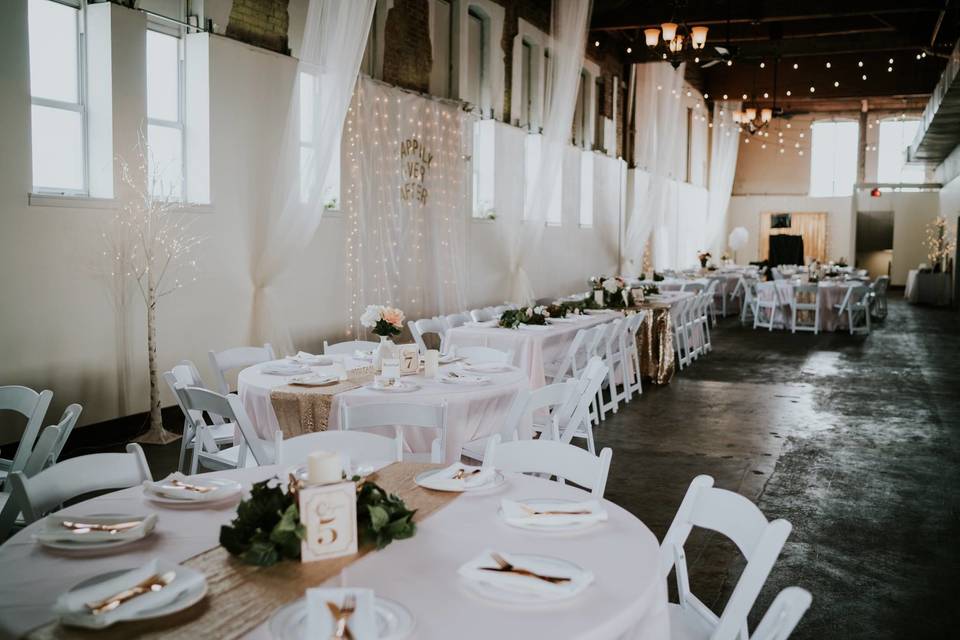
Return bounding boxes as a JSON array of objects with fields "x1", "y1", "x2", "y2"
[
  {"x1": 759, "y1": 279, "x2": 860, "y2": 331},
  {"x1": 0, "y1": 465, "x2": 670, "y2": 640},
  {"x1": 238, "y1": 358, "x2": 529, "y2": 464}
]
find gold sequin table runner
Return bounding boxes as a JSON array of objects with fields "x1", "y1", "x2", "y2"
[
  {"x1": 269, "y1": 366, "x2": 376, "y2": 436},
  {"x1": 630, "y1": 306, "x2": 676, "y2": 385},
  {"x1": 28, "y1": 462, "x2": 454, "y2": 640}
]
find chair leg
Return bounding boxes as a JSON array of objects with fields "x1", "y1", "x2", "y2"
[{"x1": 177, "y1": 420, "x2": 192, "y2": 473}]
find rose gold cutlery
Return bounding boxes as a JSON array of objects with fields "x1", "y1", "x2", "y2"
[
  {"x1": 326, "y1": 593, "x2": 356, "y2": 639},
  {"x1": 84, "y1": 571, "x2": 176, "y2": 615},
  {"x1": 452, "y1": 468, "x2": 482, "y2": 480},
  {"x1": 60, "y1": 520, "x2": 144, "y2": 535},
  {"x1": 479, "y1": 552, "x2": 571, "y2": 584},
  {"x1": 163, "y1": 478, "x2": 215, "y2": 493}
]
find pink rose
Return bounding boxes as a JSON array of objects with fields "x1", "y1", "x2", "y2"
[{"x1": 382, "y1": 308, "x2": 405, "y2": 327}]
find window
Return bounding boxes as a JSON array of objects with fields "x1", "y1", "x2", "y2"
[
  {"x1": 428, "y1": 0, "x2": 452, "y2": 98},
  {"x1": 464, "y1": 9, "x2": 486, "y2": 109},
  {"x1": 28, "y1": 0, "x2": 86, "y2": 194},
  {"x1": 579, "y1": 151, "x2": 593, "y2": 227},
  {"x1": 299, "y1": 72, "x2": 340, "y2": 209},
  {"x1": 685, "y1": 107, "x2": 694, "y2": 183},
  {"x1": 146, "y1": 29, "x2": 184, "y2": 199},
  {"x1": 594, "y1": 76, "x2": 604, "y2": 150},
  {"x1": 472, "y1": 119, "x2": 495, "y2": 218},
  {"x1": 524, "y1": 134, "x2": 561, "y2": 225},
  {"x1": 878, "y1": 118, "x2": 925, "y2": 184},
  {"x1": 572, "y1": 71, "x2": 587, "y2": 147},
  {"x1": 519, "y1": 40, "x2": 533, "y2": 128},
  {"x1": 809, "y1": 120, "x2": 859, "y2": 197}
]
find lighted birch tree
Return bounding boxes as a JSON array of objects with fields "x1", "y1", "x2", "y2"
[{"x1": 104, "y1": 130, "x2": 203, "y2": 444}]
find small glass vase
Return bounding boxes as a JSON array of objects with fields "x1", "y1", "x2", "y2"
[{"x1": 373, "y1": 335, "x2": 396, "y2": 371}]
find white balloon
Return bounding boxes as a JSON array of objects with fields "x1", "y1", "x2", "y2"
[{"x1": 728, "y1": 226, "x2": 749, "y2": 251}]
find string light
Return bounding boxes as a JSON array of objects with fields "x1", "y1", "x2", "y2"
[
  {"x1": 792, "y1": 63, "x2": 799, "y2": 69},
  {"x1": 825, "y1": 62, "x2": 831, "y2": 69},
  {"x1": 760, "y1": 61, "x2": 765, "y2": 68}
]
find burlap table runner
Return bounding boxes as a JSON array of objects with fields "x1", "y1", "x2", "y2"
[
  {"x1": 29, "y1": 462, "x2": 455, "y2": 640},
  {"x1": 269, "y1": 367, "x2": 376, "y2": 436}
]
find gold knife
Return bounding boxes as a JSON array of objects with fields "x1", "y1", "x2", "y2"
[
  {"x1": 85, "y1": 571, "x2": 176, "y2": 615},
  {"x1": 60, "y1": 520, "x2": 144, "y2": 533}
]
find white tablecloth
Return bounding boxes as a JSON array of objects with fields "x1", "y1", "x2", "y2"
[
  {"x1": 444, "y1": 312, "x2": 619, "y2": 388},
  {"x1": 238, "y1": 359, "x2": 529, "y2": 464},
  {"x1": 757, "y1": 280, "x2": 858, "y2": 331},
  {"x1": 905, "y1": 270, "x2": 952, "y2": 305},
  {"x1": 0, "y1": 466, "x2": 670, "y2": 640}
]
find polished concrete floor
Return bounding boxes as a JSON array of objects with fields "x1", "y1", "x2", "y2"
[
  {"x1": 596, "y1": 297, "x2": 960, "y2": 639},
  {"x1": 138, "y1": 297, "x2": 960, "y2": 638}
]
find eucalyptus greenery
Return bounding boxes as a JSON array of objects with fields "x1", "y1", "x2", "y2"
[{"x1": 219, "y1": 476, "x2": 417, "y2": 566}]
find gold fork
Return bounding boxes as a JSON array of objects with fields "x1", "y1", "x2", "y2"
[
  {"x1": 85, "y1": 571, "x2": 176, "y2": 615},
  {"x1": 480, "y1": 552, "x2": 571, "y2": 584},
  {"x1": 326, "y1": 593, "x2": 356, "y2": 639},
  {"x1": 452, "y1": 468, "x2": 482, "y2": 480}
]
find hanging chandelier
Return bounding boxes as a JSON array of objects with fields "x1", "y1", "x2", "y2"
[
  {"x1": 734, "y1": 57, "x2": 781, "y2": 135},
  {"x1": 644, "y1": 13, "x2": 708, "y2": 69}
]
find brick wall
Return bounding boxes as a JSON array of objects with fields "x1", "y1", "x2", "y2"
[
  {"x1": 225, "y1": 0, "x2": 290, "y2": 55},
  {"x1": 382, "y1": 0, "x2": 433, "y2": 93}
]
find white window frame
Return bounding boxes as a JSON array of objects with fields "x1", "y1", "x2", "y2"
[
  {"x1": 29, "y1": 0, "x2": 88, "y2": 196},
  {"x1": 809, "y1": 119, "x2": 859, "y2": 197},
  {"x1": 876, "y1": 116, "x2": 926, "y2": 185},
  {"x1": 146, "y1": 22, "x2": 187, "y2": 200},
  {"x1": 575, "y1": 59, "x2": 600, "y2": 149},
  {"x1": 511, "y1": 18, "x2": 547, "y2": 130},
  {"x1": 471, "y1": 118, "x2": 496, "y2": 219},
  {"x1": 452, "y1": 0, "x2": 504, "y2": 119}
]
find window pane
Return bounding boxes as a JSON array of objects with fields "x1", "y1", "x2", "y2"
[
  {"x1": 579, "y1": 151, "x2": 593, "y2": 226},
  {"x1": 147, "y1": 30, "x2": 180, "y2": 122},
  {"x1": 147, "y1": 124, "x2": 183, "y2": 198},
  {"x1": 299, "y1": 72, "x2": 315, "y2": 143},
  {"x1": 878, "y1": 119, "x2": 924, "y2": 184},
  {"x1": 28, "y1": 0, "x2": 79, "y2": 103},
  {"x1": 299, "y1": 146, "x2": 314, "y2": 204},
  {"x1": 31, "y1": 104, "x2": 83, "y2": 192},
  {"x1": 465, "y1": 13, "x2": 483, "y2": 107},
  {"x1": 809, "y1": 121, "x2": 858, "y2": 197}
]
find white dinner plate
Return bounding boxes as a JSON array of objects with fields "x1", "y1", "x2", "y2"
[
  {"x1": 363, "y1": 381, "x2": 420, "y2": 393},
  {"x1": 63, "y1": 567, "x2": 207, "y2": 626},
  {"x1": 461, "y1": 362, "x2": 514, "y2": 374},
  {"x1": 143, "y1": 477, "x2": 243, "y2": 506},
  {"x1": 269, "y1": 595, "x2": 414, "y2": 640},
  {"x1": 34, "y1": 513, "x2": 157, "y2": 553},
  {"x1": 414, "y1": 468, "x2": 505, "y2": 493},
  {"x1": 460, "y1": 554, "x2": 588, "y2": 605},
  {"x1": 261, "y1": 364, "x2": 312, "y2": 376},
  {"x1": 287, "y1": 374, "x2": 340, "y2": 387},
  {"x1": 497, "y1": 499, "x2": 603, "y2": 533}
]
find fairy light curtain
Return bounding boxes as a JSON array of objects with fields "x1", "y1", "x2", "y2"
[
  {"x1": 704, "y1": 100, "x2": 742, "y2": 256},
  {"x1": 505, "y1": 0, "x2": 592, "y2": 304},
  {"x1": 250, "y1": 0, "x2": 375, "y2": 355},
  {"x1": 621, "y1": 62, "x2": 687, "y2": 274},
  {"x1": 343, "y1": 77, "x2": 469, "y2": 337}
]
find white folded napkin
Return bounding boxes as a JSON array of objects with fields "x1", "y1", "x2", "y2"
[
  {"x1": 518, "y1": 324, "x2": 550, "y2": 331},
  {"x1": 288, "y1": 351, "x2": 330, "y2": 366},
  {"x1": 458, "y1": 550, "x2": 594, "y2": 598},
  {"x1": 306, "y1": 588, "x2": 376, "y2": 640},
  {"x1": 54, "y1": 558, "x2": 205, "y2": 629},
  {"x1": 261, "y1": 362, "x2": 311, "y2": 376},
  {"x1": 417, "y1": 463, "x2": 494, "y2": 491},
  {"x1": 440, "y1": 373, "x2": 491, "y2": 385},
  {"x1": 288, "y1": 374, "x2": 339, "y2": 386},
  {"x1": 35, "y1": 513, "x2": 158, "y2": 545},
  {"x1": 143, "y1": 473, "x2": 228, "y2": 502},
  {"x1": 499, "y1": 499, "x2": 607, "y2": 528}
]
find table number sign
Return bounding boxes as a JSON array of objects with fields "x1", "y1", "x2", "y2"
[
  {"x1": 398, "y1": 345, "x2": 419, "y2": 374},
  {"x1": 593, "y1": 290, "x2": 604, "y2": 306},
  {"x1": 299, "y1": 481, "x2": 358, "y2": 562}
]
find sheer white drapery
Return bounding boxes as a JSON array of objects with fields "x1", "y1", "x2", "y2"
[
  {"x1": 505, "y1": 0, "x2": 592, "y2": 304},
  {"x1": 342, "y1": 78, "x2": 469, "y2": 337},
  {"x1": 250, "y1": 0, "x2": 375, "y2": 354},
  {"x1": 705, "y1": 100, "x2": 741, "y2": 256},
  {"x1": 621, "y1": 62, "x2": 687, "y2": 275}
]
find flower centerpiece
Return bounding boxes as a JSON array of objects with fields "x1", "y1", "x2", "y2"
[
  {"x1": 697, "y1": 250, "x2": 712, "y2": 269},
  {"x1": 360, "y1": 305, "x2": 405, "y2": 369},
  {"x1": 601, "y1": 276, "x2": 629, "y2": 308},
  {"x1": 499, "y1": 305, "x2": 550, "y2": 329},
  {"x1": 219, "y1": 475, "x2": 416, "y2": 567}
]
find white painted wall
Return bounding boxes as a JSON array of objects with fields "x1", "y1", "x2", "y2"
[{"x1": 0, "y1": 2, "x2": 625, "y2": 435}]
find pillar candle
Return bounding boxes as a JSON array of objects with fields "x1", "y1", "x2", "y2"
[
  {"x1": 307, "y1": 450, "x2": 341, "y2": 484},
  {"x1": 424, "y1": 349, "x2": 440, "y2": 378}
]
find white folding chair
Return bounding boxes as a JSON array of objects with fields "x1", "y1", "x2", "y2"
[
  {"x1": 44, "y1": 403, "x2": 82, "y2": 470},
  {"x1": 753, "y1": 282, "x2": 781, "y2": 331},
  {"x1": 835, "y1": 285, "x2": 872, "y2": 335},
  {"x1": 172, "y1": 384, "x2": 278, "y2": 470},
  {"x1": 276, "y1": 430, "x2": 403, "y2": 467},
  {"x1": 0, "y1": 422, "x2": 65, "y2": 538},
  {"x1": 0, "y1": 386, "x2": 53, "y2": 486},
  {"x1": 340, "y1": 401, "x2": 447, "y2": 463},
  {"x1": 709, "y1": 276, "x2": 729, "y2": 319},
  {"x1": 324, "y1": 339, "x2": 379, "y2": 355},
  {"x1": 670, "y1": 297, "x2": 695, "y2": 370},
  {"x1": 682, "y1": 282, "x2": 705, "y2": 293},
  {"x1": 869, "y1": 275, "x2": 890, "y2": 320},
  {"x1": 621, "y1": 311, "x2": 647, "y2": 400},
  {"x1": 469, "y1": 307, "x2": 495, "y2": 322},
  {"x1": 734, "y1": 276, "x2": 759, "y2": 325},
  {"x1": 208, "y1": 343, "x2": 276, "y2": 394},
  {"x1": 544, "y1": 328, "x2": 588, "y2": 384},
  {"x1": 482, "y1": 434, "x2": 612, "y2": 497},
  {"x1": 491, "y1": 304, "x2": 517, "y2": 314},
  {"x1": 789, "y1": 284, "x2": 821, "y2": 334},
  {"x1": 557, "y1": 357, "x2": 609, "y2": 453},
  {"x1": 597, "y1": 319, "x2": 629, "y2": 419},
  {"x1": 408, "y1": 317, "x2": 447, "y2": 353},
  {"x1": 444, "y1": 312, "x2": 472, "y2": 330},
  {"x1": 457, "y1": 346, "x2": 513, "y2": 364},
  {"x1": 661, "y1": 475, "x2": 792, "y2": 640},
  {"x1": 4, "y1": 444, "x2": 152, "y2": 537},
  {"x1": 752, "y1": 587, "x2": 813, "y2": 640},
  {"x1": 163, "y1": 361, "x2": 235, "y2": 473},
  {"x1": 770, "y1": 267, "x2": 785, "y2": 281}
]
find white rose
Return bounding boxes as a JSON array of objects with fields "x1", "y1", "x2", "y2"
[
  {"x1": 525, "y1": 307, "x2": 533, "y2": 318},
  {"x1": 360, "y1": 305, "x2": 382, "y2": 328},
  {"x1": 603, "y1": 278, "x2": 620, "y2": 294}
]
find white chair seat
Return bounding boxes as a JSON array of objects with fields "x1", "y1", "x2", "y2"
[
  {"x1": 207, "y1": 422, "x2": 237, "y2": 443},
  {"x1": 668, "y1": 604, "x2": 714, "y2": 640},
  {"x1": 201, "y1": 440, "x2": 276, "y2": 470}
]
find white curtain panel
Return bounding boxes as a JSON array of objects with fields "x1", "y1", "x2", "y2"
[
  {"x1": 342, "y1": 77, "x2": 470, "y2": 337},
  {"x1": 250, "y1": 0, "x2": 376, "y2": 355},
  {"x1": 705, "y1": 100, "x2": 742, "y2": 256},
  {"x1": 621, "y1": 61, "x2": 687, "y2": 274},
  {"x1": 505, "y1": 0, "x2": 592, "y2": 305}
]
